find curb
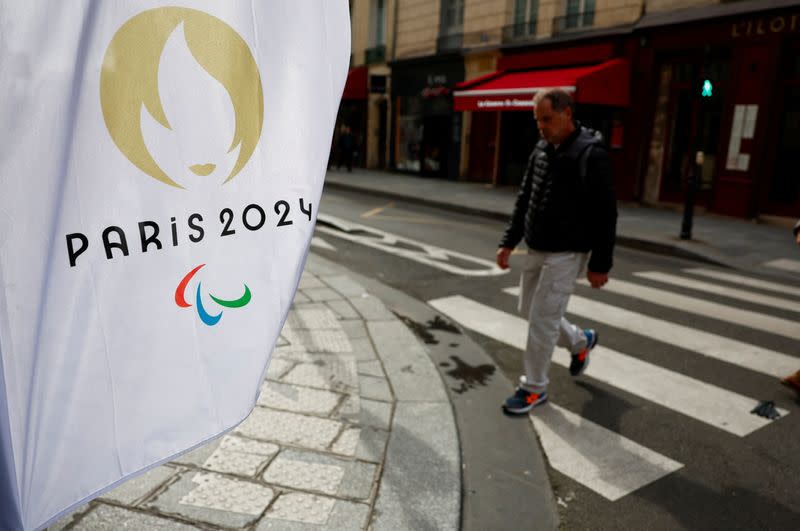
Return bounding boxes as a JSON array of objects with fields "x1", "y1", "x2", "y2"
[
  {"x1": 324, "y1": 179, "x2": 732, "y2": 269},
  {"x1": 309, "y1": 253, "x2": 561, "y2": 531},
  {"x1": 304, "y1": 254, "x2": 461, "y2": 531},
  {"x1": 324, "y1": 180, "x2": 511, "y2": 223}
]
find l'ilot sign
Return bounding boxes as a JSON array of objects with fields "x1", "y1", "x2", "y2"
[{"x1": 0, "y1": 2, "x2": 351, "y2": 529}]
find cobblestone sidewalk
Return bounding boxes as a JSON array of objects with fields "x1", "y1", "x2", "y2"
[{"x1": 50, "y1": 255, "x2": 459, "y2": 531}]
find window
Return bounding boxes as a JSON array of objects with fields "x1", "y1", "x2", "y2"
[
  {"x1": 370, "y1": 0, "x2": 385, "y2": 47},
  {"x1": 565, "y1": 0, "x2": 595, "y2": 29},
  {"x1": 440, "y1": 0, "x2": 464, "y2": 35},
  {"x1": 513, "y1": 0, "x2": 539, "y2": 37}
]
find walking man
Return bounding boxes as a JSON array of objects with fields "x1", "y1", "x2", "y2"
[{"x1": 496, "y1": 89, "x2": 617, "y2": 414}]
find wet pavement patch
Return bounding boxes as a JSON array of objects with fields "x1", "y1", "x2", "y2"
[
  {"x1": 426, "y1": 315, "x2": 461, "y2": 334},
  {"x1": 393, "y1": 313, "x2": 438, "y2": 344},
  {"x1": 439, "y1": 355, "x2": 496, "y2": 394},
  {"x1": 393, "y1": 313, "x2": 462, "y2": 345}
]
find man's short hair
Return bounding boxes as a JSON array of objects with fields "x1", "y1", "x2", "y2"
[{"x1": 533, "y1": 88, "x2": 575, "y2": 116}]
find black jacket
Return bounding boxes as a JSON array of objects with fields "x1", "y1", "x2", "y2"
[{"x1": 499, "y1": 126, "x2": 617, "y2": 273}]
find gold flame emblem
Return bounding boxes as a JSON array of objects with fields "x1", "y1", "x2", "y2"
[{"x1": 100, "y1": 7, "x2": 264, "y2": 188}]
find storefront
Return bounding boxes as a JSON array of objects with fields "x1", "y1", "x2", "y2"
[
  {"x1": 635, "y1": 0, "x2": 800, "y2": 218},
  {"x1": 454, "y1": 41, "x2": 633, "y2": 190},
  {"x1": 390, "y1": 55, "x2": 464, "y2": 179}
]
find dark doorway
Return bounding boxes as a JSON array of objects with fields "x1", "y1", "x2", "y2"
[
  {"x1": 763, "y1": 42, "x2": 800, "y2": 216},
  {"x1": 378, "y1": 99, "x2": 388, "y2": 168},
  {"x1": 499, "y1": 112, "x2": 537, "y2": 186},
  {"x1": 660, "y1": 57, "x2": 729, "y2": 205},
  {"x1": 421, "y1": 115, "x2": 451, "y2": 178},
  {"x1": 467, "y1": 112, "x2": 498, "y2": 182}
]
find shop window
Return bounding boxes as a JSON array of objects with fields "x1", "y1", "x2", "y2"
[{"x1": 396, "y1": 97, "x2": 423, "y2": 172}]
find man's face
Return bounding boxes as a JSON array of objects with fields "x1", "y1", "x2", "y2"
[{"x1": 534, "y1": 97, "x2": 573, "y2": 145}]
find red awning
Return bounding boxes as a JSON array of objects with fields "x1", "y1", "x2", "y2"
[
  {"x1": 342, "y1": 66, "x2": 368, "y2": 100},
  {"x1": 453, "y1": 59, "x2": 630, "y2": 112}
]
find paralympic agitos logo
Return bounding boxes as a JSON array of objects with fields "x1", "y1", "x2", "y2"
[
  {"x1": 175, "y1": 264, "x2": 251, "y2": 326},
  {"x1": 63, "y1": 8, "x2": 314, "y2": 325}
]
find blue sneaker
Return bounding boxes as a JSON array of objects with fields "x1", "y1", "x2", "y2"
[
  {"x1": 502, "y1": 387, "x2": 548, "y2": 415},
  {"x1": 570, "y1": 329, "x2": 598, "y2": 376}
]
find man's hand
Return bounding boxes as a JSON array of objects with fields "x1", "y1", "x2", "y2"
[
  {"x1": 795, "y1": 230, "x2": 800, "y2": 246},
  {"x1": 587, "y1": 271, "x2": 608, "y2": 288},
  {"x1": 496, "y1": 247, "x2": 513, "y2": 270}
]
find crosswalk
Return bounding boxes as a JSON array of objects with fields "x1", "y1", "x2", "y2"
[
  {"x1": 428, "y1": 267, "x2": 798, "y2": 502},
  {"x1": 764, "y1": 258, "x2": 800, "y2": 274}
]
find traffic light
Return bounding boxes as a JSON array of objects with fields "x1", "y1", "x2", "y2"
[{"x1": 701, "y1": 79, "x2": 713, "y2": 98}]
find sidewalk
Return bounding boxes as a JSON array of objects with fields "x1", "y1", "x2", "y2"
[
  {"x1": 50, "y1": 254, "x2": 557, "y2": 531},
  {"x1": 324, "y1": 168, "x2": 799, "y2": 280}
]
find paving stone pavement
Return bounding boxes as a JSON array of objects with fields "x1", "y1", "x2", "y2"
[{"x1": 49, "y1": 255, "x2": 459, "y2": 531}]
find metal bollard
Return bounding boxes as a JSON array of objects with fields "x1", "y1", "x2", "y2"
[{"x1": 680, "y1": 151, "x2": 704, "y2": 240}]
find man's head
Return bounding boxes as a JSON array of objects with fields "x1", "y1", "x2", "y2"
[{"x1": 533, "y1": 89, "x2": 576, "y2": 145}]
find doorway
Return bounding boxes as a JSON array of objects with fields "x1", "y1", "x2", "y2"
[
  {"x1": 660, "y1": 58, "x2": 728, "y2": 205},
  {"x1": 467, "y1": 111, "x2": 498, "y2": 182},
  {"x1": 762, "y1": 42, "x2": 800, "y2": 217},
  {"x1": 499, "y1": 111, "x2": 537, "y2": 186}
]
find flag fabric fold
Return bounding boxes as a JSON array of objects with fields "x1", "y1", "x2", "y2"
[{"x1": 0, "y1": 2, "x2": 350, "y2": 529}]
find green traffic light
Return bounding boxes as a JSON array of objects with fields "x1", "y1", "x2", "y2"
[{"x1": 701, "y1": 79, "x2": 713, "y2": 97}]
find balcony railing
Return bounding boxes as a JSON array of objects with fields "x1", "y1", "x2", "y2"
[
  {"x1": 552, "y1": 11, "x2": 595, "y2": 35},
  {"x1": 501, "y1": 21, "x2": 538, "y2": 43},
  {"x1": 436, "y1": 32, "x2": 463, "y2": 53},
  {"x1": 364, "y1": 45, "x2": 386, "y2": 65}
]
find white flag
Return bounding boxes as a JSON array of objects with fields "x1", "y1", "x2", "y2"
[{"x1": 0, "y1": 2, "x2": 350, "y2": 529}]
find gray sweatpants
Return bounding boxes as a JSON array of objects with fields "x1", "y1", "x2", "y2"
[{"x1": 518, "y1": 250, "x2": 589, "y2": 393}]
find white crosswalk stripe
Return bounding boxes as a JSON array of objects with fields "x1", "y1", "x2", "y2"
[
  {"x1": 430, "y1": 270, "x2": 798, "y2": 501},
  {"x1": 633, "y1": 271, "x2": 800, "y2": 313},
  {"x1": 763, "y1": 258, "x2": 800, "y2": 274},
  {"x1": 531, "y1": 403, "x2": 683, "y2": 502},
  {"x1": 429, "y1": 295, "x2": 788, "y2": 437},
  {"x1": 310, "y1": 236, "x2": 336, "y2": 251},
  {"x1": 503, "y1": 287, "x2": 797, "y2": 378},
  {"x1": 684, "y1": 268, "x2": 800, "y2": 298},
  {"x1": 577, "y1": 278, "x2": 799, "y2": 340}
]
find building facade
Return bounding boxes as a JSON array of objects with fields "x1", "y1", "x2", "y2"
[
  {"x1": 340, "y1": 0, "x2": 800, "y2": 220},
  {"x1": 339, "y1": 0, "x2": 396, "y2": 170},
  {"x1": 634, "y1": 0, "x2": 800, "y2": 218}
]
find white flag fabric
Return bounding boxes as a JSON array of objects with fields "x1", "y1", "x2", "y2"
[{"x1": 0, "y1": 2, "x2": 350, "y2": 529}]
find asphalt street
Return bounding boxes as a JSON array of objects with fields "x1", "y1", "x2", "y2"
[{"x1": 315, "y1": 187, "x2": 800, "y2": 531}]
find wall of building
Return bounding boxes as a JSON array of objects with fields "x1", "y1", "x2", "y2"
[
  {"x1": 462, "y1": 0, "x2": 509, "y2": 47},
  {"x1": 351, "y1": 0, "x2": 371, "y2": 66},
  {"x1": 645, "y1": 0, "x2": 720, "y2": 14},
  {"x1": 596, "y1": 0, "x2": 645, "y2": 28},
  {"x1": 395, "y1": 0, "x2": 440, "y2": 58}
]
